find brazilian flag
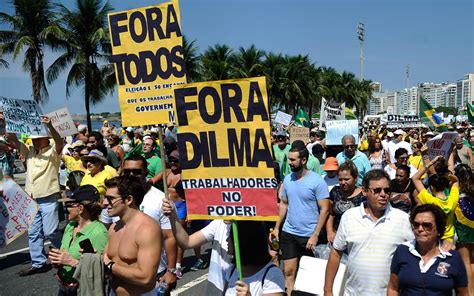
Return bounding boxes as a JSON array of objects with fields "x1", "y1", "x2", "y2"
[
  {"x1": 294, "y1": 108, "x2": 310, "y2": 127},
  {"x1": 466, "y1": 102, "x2": 474, "y2": 125},
  {"x1": 419, "y1": 97, "x2": 448, "y2": 131}
]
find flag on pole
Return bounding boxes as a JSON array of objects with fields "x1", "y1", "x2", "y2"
[
  {"x1": 419, "y1": 97, "x2": 448, "y2": 131},
  {"x1": 294, "y1": 108, "x2": 310, "y2": 127},
  {"x1": 466, "y1": 101, "x2": 474, "y2": 125}
]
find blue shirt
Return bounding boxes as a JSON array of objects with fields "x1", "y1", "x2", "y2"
[
  {"x1": 391, "y1": 241, "x2": 467, "y2": 296},
  {"x1": 336, "y1": 150, "x2": 372, "y2": 186},
  {"x1": 281, "y1": 170, "x2": 329, "y2": 237}
]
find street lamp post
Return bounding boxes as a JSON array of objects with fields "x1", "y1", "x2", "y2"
[{"x1": 357, "y1": 22, "x2": 365, "y2": 82}]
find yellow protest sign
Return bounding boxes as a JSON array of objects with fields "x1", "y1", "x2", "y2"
[
  {"x1": 174, "y1": 77, "x2": 278, "y2": 221},
  {"x1": 108, "y1": 0, "x2": 186, "y2": 126}
]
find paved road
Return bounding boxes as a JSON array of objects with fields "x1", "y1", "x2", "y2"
[{"x1": 0, "y1": 171, "x2": 211, "y2": 295}]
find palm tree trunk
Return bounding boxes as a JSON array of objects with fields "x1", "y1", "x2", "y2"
[{"x1": 85, "y1": 69, "x2": 92, "y2": 132}]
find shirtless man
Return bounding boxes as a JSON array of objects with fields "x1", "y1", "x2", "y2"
[
  {"x1": 101, "y1": 120, "x2": 112, "y2": 138},
  {"x1": 102, "y1": 175, "x2": 162, "y2": 296}
]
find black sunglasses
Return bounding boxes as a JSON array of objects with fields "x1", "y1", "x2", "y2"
[
  {"x1": 344, "y1": 144, "x2": 356, "y2": 149},
  {"x1": 412, "y1": 221, "x2": 434, "y2": 231},
  {"x1": 369, "y1": 187, "x2": 391, "y2": 194},
  {"x1": 123, "y1": 168, "x2": 144, "y2": 176}
]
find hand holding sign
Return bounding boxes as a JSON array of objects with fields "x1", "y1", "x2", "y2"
[
  {"x1": 161, "y1": 197, "x2": 177, "y2": 218},
  {"x1": 40, "y1": 115, "x2": 51, "y2": 125}
]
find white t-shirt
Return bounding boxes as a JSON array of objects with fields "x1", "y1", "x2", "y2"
[
  {"x1": 323, "y1": 174, "x2": 339, "y2": 192},
  {"x1": 386, "y1": 140, "x2": 413, "y2": 163},
  {"x1": 224, "y1": 262, "x2": 285, "y2": 296},
  {"x1": 384, "y1": 164, "x2": 418, "y2": 180},
  {"x1": 201, "y1": 220, "x2": 232, "y2": 292},
  {"x1": 140, "y1": 186, "x2": 170, "y2": 273}
]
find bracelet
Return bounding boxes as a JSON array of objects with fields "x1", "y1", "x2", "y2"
[{"x1": 167, "y1": 268, "x2": 177, "y2": 275}]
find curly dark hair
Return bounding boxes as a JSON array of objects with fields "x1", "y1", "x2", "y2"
[
  {"x1": 410, "y1": 204, "x2": 447, "y2": 238},
  {"x1": 338, "y1": 160, "x2": 359, "y2": 179}
]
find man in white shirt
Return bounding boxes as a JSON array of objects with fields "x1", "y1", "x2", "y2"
[
  {"x1": 324, "y1": 169, "x2": 414, "y2": 296},
  {"x1": 386, "y1": 129, "x2": 412, "y2": 163}
]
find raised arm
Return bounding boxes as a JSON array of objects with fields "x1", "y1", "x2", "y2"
[
  {"x1": 40, "y1": 115, "x2": 63, "y2": 154},
  {"x1": 161, "y1": 198, "x2": 208, "y2": 249}
]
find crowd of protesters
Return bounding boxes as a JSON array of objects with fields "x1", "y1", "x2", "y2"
[{"x1": 0, "y1": 112, "x2": 473, "y2": 296}]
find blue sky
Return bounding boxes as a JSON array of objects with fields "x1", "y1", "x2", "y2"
[{"x1": 0, "y1": 0, "x2": 472, "y2": 115}]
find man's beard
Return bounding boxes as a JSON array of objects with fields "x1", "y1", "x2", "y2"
[{"x1": 290, "y1": 164, "x2": 303, "y2": 173}]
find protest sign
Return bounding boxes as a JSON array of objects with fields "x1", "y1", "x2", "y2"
[
  {"x1": 274, "y1": 110, "x2": 292, "y2": 126},
  {"x1": 46, "y1": 108, "x2": 77, "y2": 138},
  {"x1": 174, "y1": 77, "x2": 278, "y2": 221},
  {"x1": 387, "y1": 114, "x2": 421, "y2": 128},
  {"x1": 326, "y1": 120, "x2": 359, "y2": 145},
  {"x1": 320, "y1": 97, "x2": 345, "y2": 128},
  {"x1": 289, "y1": 126, "x2": 309, "y2": 144},
  {"x1": 0, "y1": 179, "x2": 39, "y2": 248},
  {"x1": 108, "y1": 0, "x2": 187, "y2": 126},
  {"x1": 425, "y1": 132, "x2": 457, "y2": 160},
  {"x1": 0, "y1": 97, "x2": 49, "y2": 136}
]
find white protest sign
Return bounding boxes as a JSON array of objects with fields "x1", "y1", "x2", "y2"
[
  {"x1": 0, "y1": 179, "x2": 39, "y2": 248},
  {"x1": 326, "y1": 120, "x2": 359, "y2": 145},
  {"x1": 0, "y1": 97, "x2": 49, "y2": 136},
  {"x1": 289, "y1": 126, "x2": 309, "y2": 144},
  {"x1": 425, "y1": 132, "x2": 458, "y2": 160},
  {"x1": 320, "y1": 97, "x2": 345, "y2": 128},
  {"x1": 46, "y1": 108, "x2": 77, "y2": 138},
  {"x1": 274, "y1": 111, "x2": 292, "y2": 126}
]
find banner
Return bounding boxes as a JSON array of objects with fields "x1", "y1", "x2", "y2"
[
  {"x1": 387, "y1": 114, "x2": 421, "y2": 127},
  {"x1": 108, "y1": 0, "x2": 187, "y2": 126},
  {"x1": 289, "y1": 126, "x2": 309, "y2": 144},
  {"x1": 274, "y1": 110, "x2": 292, "y2": 126},
  {"x1": 425, "y1": 132, "x2": 458, "y2": 160},
  {"x1": 326, "y1": 120, "x2": 359, "y2": 145},
  {"x1": 174, "y1": 77, "x2": 278, "y2": 221},
  {"x1": 0, "y1": 179, "x2": 39, "y2": 248},
  {"x1": 46, "y1": 108, "x2": 77, "y2": 138},
  {"x1": 320, "y1": 97, "x2": 345, "y2": 128},
  {"x1": 0, "y1": 97, "x2": 49, "y2": 136}
]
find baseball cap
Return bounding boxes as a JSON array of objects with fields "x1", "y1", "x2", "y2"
[
  {"x1": 323, "y1": 157, "x2": 338, "y2": 171},
  {"x1": 58, "y1": 185, "x2": 100, "y2": 203},
  {"x1": 276, "y1": 131, "x2": 286, "y2": 138},
  {"x1": 387, "y1": 132, "x2": 394, "y2": 138},
  {"x1": 169, "y1": 149, "x2": 180, "y2": 160},
  {"x1": 81, "y1": 149, "x2": 107, "y2": 163},
  {"x1": 394, "y1": 129, "x2": 404, "y2": 135},
  {"x1": 126, "y1": 127, "x2": 134, "y2": 132}
]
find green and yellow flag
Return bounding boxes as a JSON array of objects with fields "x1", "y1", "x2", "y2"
[
  {"x1": 419, "y1": 97, "x2": 448, "y2": 131},
  {"x1": 294, "y1": 108, "x2": 310, "y2": 127},
  {"x1": 466, "y1": 102, "x2": 474, "y2": 125}
]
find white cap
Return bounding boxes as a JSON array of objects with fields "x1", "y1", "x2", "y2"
[
  {"x1": 394, "y1": 129, "x2": 404, "y2": 135},
  {"x1": 126, "y1": 127, "x2": 133, "y2": 132},
  {"x1": 425, "y1": 131, "x2": 434, "y2": 136},
  {"x1": 387, "y1": 132, "x2": 394, "y2": 137}
]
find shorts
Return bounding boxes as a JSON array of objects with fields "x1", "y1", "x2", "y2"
[
  {"x1": 455, "y1": 219, "x2": 474, "y2": 244},
  {"x1": 280, "y1": 231, "x2": 314, "y2": 260},
  {"x1": 175, "y1": 201, "x2": 187, "y2": 220}
]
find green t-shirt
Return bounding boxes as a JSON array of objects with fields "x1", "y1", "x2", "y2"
[
  {"x1": 145, "y1": 155, "x2": 163, "y2": 179},
  {"x1": 58, "y1": 220, "x2": 108, "y2": 282},
  {"x1": 273, "y1": 144, "x2": 291, "y2": 179}
]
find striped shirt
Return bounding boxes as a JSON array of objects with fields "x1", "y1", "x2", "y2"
[{"x1": 333, "y1": 203, "x2": 414, "y2": 296}]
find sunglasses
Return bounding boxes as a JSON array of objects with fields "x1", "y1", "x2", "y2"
[
  {"x1": 412, "y1": 221, "x2": 434, "y2": 231},
  {"x1": 65, "y1": 202, "x2": 81, "y2": 208},
  {"x1": 123, "y1": 168, "x2": 144, "y2": 176},
  {"x1": 104, "y1": 195, "x2": 123, "y2": 205},
  {"x1": 397, "y1": 156, "x2": 408, "y2": 160},
  {"x1": 369, "y1": 187, "x2": 391, "y2": 195},
  {"x1": 169, "y1": 158, "x2": 179, "y2": 163},
  {"x1": 344, "y1": 145, "x2": 356, "y2": 149}
]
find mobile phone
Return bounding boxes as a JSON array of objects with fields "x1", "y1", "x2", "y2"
[{"x1": 79, "y1": 239, "x2": 95, "y2": 253}]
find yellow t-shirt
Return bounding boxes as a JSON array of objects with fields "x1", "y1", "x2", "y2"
[
  {"x1": 417, "y1": 186, "x2": 459, "y2": 242},
  {"x1": 80, "y1": 167, "x2": 118, "y2": 196},
  {"x1": 408, "y1": 155, "x2": 425, "y2": 179},
  {"x1": 62, "y1": 155, "x2": 86, "y2": 174}
]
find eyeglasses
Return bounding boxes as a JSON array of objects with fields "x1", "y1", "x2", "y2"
[
  {"x1": 104, "y1": 195, "x2": 123, "y2": 205},
  {"x1": 65, "y1": 202, "x2": 81, "y2": 208},
  {"x1": 368, "y1": 187, "x2": 391, "y2": 195},
  {"x1": 397, "y1": 156, "x2": 408, "y2": 160},
  {"x1": 169, "y1": 158, "x2": 179, "y2": 163},
  {"x1": 344, "y1": 144, "x2": 356, "y2": 149},
  {"x1": 412, "y1": 221, "x2": 434, "y2": 231},
  {"x1": 123, "y1": 168, "x2": 144, "y2": 176}
]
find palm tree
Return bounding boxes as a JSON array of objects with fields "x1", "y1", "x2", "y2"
[
  {"x1": 0, "y1": 57, "x2": 8, "y2": 68},
  {"x1": 183, "y1": 35, "x2": 200, "y2": 82},
  {"x1": 263, "y1": 52, "x2": 286, "y2": 109},
  {"x1": 200, "y1": 44, "x2": 235, "y2": 81},
  {"x1": 46, "y1": 0, "x2": 114, "y2": 131},
  {"x1": 233, "y1": 45, "x2": 266, "y2": 78},
  {"x1": 0, "y1": 0, "x2": 62, "y2": 103}
]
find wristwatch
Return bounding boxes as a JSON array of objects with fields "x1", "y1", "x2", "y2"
[
  {"x1": 167, "y1": 268, "x2": 177, "y2": 275},
  {"x1": 106, "y1": 261, "x2": 115, "y2": 274}
]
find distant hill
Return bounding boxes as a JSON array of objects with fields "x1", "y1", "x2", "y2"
[{"x1": 71, "y1": 112, "x2": 121, "y2": 122}]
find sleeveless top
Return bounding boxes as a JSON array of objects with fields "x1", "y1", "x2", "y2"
[{"x1": 369, "y1": 150, "x2": 385, "y2": 170}]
